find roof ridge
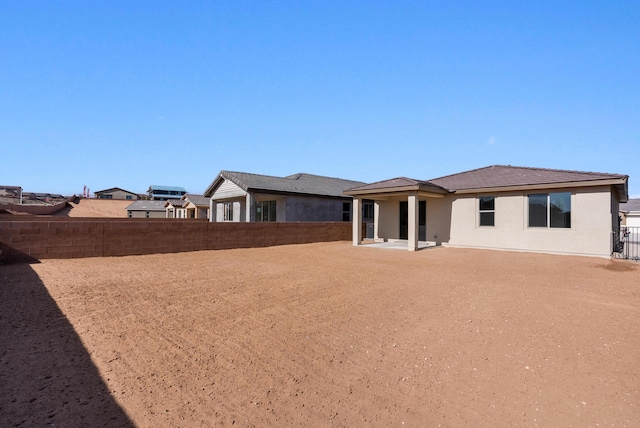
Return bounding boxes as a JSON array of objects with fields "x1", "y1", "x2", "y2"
[
  {"x1": 428, "y1": 165, "x2": 497, "y2": 181},
  {"x1": 493, "y1": 164, "x2": 626, "y2": 177}
]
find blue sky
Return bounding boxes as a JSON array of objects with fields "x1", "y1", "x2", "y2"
[{"x1": 1, "y1": 1, "x2": 638, "y2": 197}]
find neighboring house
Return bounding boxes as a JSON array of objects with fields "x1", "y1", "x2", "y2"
[
  {"x1": 148, "y1": 185, "x2": 187, "y2": 201},
  {"x1": 164, "y1": 199, "x2": 184, "y2": 218},
  {"x1": 620, "y1": 199, "x2": 640, "y2": 227},
  {"x1": 181, "y1": 194, "x2": 209, "y2": 219},
  {"x1": 345, "y1": 165, "x2": 628, "y2": 257},
  {"x1": 22, "y1": 192, "x2": 67, "y2": 204},
  {"x1": 0, "y1": 186, "x2": 22, "y2": 204},
  {"x1": 126, "y1": 200, "x2": 167, "y2": 218},
  {"x1": 203, "y1": 171, "x2": 365, "y2": 222},
  {"x1": 164, "y1": 194, "x2": 209, "y2": 219},
  {"x1": 94, "y1": 187, "x2": 139, "y2": 200}
]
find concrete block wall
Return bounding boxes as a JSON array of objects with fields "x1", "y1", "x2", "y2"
[{"x1": 0, "y1": 218, "x2": 351, "y2": 263}]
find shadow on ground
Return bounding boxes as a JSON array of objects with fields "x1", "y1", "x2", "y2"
[{"x1": 0, "y1": 263, "x2": 133, "y2": 427}]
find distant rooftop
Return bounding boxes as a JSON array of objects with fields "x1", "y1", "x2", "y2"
[{"x1": 148, "y1": 185, "x2": 187, "y2": 192}]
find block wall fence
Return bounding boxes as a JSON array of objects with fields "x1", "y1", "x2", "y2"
[{"x1": 0, "y1": 218, "x2": 352, "y2": 263}]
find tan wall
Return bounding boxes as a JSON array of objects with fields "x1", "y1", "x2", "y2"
[
  {"x1": 445, "y1": 186, "x2": 615, "y2": 257},
  {"x1": 97, "y1": 190, "x2": 137, "y2": 200},
  {"x1": 0, "y1": 218, "x2": 351, "y2": 263},
  {"x1": 369, "y1": 187, "x2": 617, "y2": 257},
  {"x1": 128, "y1": 210, "x2": 166, "y2": 219}
]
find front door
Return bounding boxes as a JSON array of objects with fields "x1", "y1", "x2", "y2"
[{"x1": 399, "y1": 200, "x2": 426, "y2": 240}]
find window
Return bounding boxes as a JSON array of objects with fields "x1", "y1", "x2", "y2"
[
  {"x1": 479, "y1": 196, "x2": 495, "y2": 227},
  {"x1": 126, "y1": 195, "x2": 133, "y2": 200},
  {"x1": 363, "y1": 201, "x2": 374, "y2": 222},
  {"x1": 528, "y1": 192, "x2": 571, "y2": 228},
  {"x1": 255, "y1": 200, "x2": 277, "y2": 222},
  {"x1": 342, "y1": 202, "x2": 351, "y2": 222},
  {"x1": 145, "y1": 211, "x2": 150, "y2": 218},
  {"x1": 224, "y1": 202, "x2": 234, "y2": 221},
  {"x1": 128, "y1": 211, "x2": 132, "y2": 218}
]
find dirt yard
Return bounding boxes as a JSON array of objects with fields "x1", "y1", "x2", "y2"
[{"x1": 1, "y1": 242, "x2": 639, "y2": 427}]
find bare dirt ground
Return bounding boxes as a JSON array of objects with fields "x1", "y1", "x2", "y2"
[
  {"x1": 56, "y1": 199, "x2": 131, "y2": 217},
  {"x1": 1, "y1": 242, "x2": 639, "y2": 427}
]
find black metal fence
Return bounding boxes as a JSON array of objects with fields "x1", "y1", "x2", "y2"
[{"x1": 613, "y1": 226, "x2": 640, "y2": 261}]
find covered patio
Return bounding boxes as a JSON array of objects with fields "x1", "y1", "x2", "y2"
[{"x1": 345, "y1": 178, "x2": 450, "y2": 251}]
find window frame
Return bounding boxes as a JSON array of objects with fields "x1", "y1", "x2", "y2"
[
  {"x1": 342, "y1": 201, "x2": 351, "y2": 222},
  {"x1": 255, "y1": 200, "x2": 277, "y2": 222},
  {"x1": 527, "y1": 192, "x2": 572, "y2": 229},
  {"x1": 478, "y1": 196, "x2": 495, "y2": 227},
  {"x1": 223, "y1": 202, "x2": 234, "y2": 222}
]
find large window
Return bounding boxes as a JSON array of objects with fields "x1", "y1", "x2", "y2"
[
  {"x1": 255, "y1": 200, "x2": 276, "y2": 222},
  {"x1": 479, "y1": 196, "x2": 495, "y2": 227},
  {"x1": 224, "y1": 202, "x2": 234, "y2": 221},
  {"x1": 528, "y1": 192, "x2": 571, "y2": 228}
]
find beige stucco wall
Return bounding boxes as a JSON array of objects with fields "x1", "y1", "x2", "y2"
[
  {"x1": 370, "y1": 186, "x2": 617, "y2": 257},
  {"x1": 128, "y1": 210, "x2": 165, "y2": 219},
  {"x1": 97, "y1": 190, "x2": 137, "y2": 200},
  {"x1": 445, "y1": 186, "x2": 615, "y2": 257}
]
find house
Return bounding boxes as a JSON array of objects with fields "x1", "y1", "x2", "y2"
[
  {"x1": 148, "y1": 185, "x2": 187, "y2": 201},
  {"x1": 203, "y1": 171, "x2": 365, "y2": 222},
  {"x1": 94, "y1": 187, "x2": 139, "y2": 200},
  {"x1": 345, "y1": 165, "x2": 628, "y2": 257},
  {"x1": 0, "y1": 186, "x2": 22, "y2": 204},
  {"x1": 620, "y1": 199, "x2": 640, "y2": 227},
  {"x1": 181, "y1": 194, "x2": 209, "y2": 219},
  {"x1": 164, "y1": 199, "x2": 184, "y2": 218},
  {"x1": 125, "y1": 200, "x2": 167, "y2": 218},
  {"x1": 164, "y1": 194, "x2": 209, "y2": 219}
]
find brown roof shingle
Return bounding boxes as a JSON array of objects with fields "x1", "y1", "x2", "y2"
[{"x1": 428, "y1": 165, "x2": 627, "y2": 191}]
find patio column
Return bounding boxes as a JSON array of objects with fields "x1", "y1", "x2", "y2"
[
  {"x1": 209, "y1": 199, "x2": 215, "y2": 222},
  {"x1": 352, "y1": 197, "x2": 362, "y2": 246},
  {"x1": 408, "y1": 192, "x2": 419, "y2": 251},
  {"x1": 374, "y1": 201, "x2": 381, "y2": 241},
  {"x1": 246, "y1": 193, "x2": 254, "y2": 222}
]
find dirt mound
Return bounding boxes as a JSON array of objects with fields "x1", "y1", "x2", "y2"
[{"x1": 58, "y1": 199, "x2": 133, "y2": 218}]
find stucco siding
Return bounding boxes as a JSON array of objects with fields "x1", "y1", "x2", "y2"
[
  {"x1": 284, "y1": 195, "x2": 348, "y2": 222},
  {"x1": 446, "y1": 187, "x2": 615, "y2": 257},
  {"x1": 128, "y1": 210, "x2": 165, "y2": 219}
]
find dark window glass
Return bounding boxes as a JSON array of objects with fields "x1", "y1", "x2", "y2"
[
  {"x1": 479, "y1": 196, "x2": 495, "y2": 226},
  {"x1": 342, "y1": 202, "x2": 351, "y2": 222},
  {"x1": 528, "y1": 194, "x2": 547, "y2": 227},
  {"x1": 255, "y1": 201, "x2": 277, "y2": 222},
  {"x1": 550, "y1": 192, "x2": 571, "y2": 228},
  {"x1": 479, "y1": 196, "x2": 494, "y2": 211},
  {"x1": 479, "y1": 212, "x2": 495, "y2": 227}
]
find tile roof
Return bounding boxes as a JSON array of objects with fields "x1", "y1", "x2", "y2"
[
  {"x1": 344, "y1": 177, "x2": 448, "y2": 194},
  {"x1": 163, "y1": 199, "x2": 183, "y2": 207},
  {"x1": 182, "y1": 194, "x2": 209, "y2": 206},
  {"x1": 126, "y1": 200, "x2": 166, "y2": 211},
  {"x1": 428, "y1": 165, "x2": 627, "y2": 191},
  {"x1": 620, "y1": 199, "x2": 640, "y2": 212},
  {"x1": 94, "y1": 187, "x2": 138, "y2": 195},
  {"x1": 344, "y1": 165, "x2": 628, "y2": 201},
  {"x1": 206, "y1": 171, "x2": 365, "y2": 198}
]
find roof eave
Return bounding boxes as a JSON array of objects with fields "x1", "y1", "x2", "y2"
[{"x1": 452, "y1": 177, "x2": 629, "y2": 196}]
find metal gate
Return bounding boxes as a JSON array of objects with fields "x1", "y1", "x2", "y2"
[{"x1": 613, "y1": 226, "x2": 640, "y2": 261}]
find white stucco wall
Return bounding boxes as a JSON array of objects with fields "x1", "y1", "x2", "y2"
[{"x1": 625, "y1": 214, "x2": 640, "y2": 228}]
